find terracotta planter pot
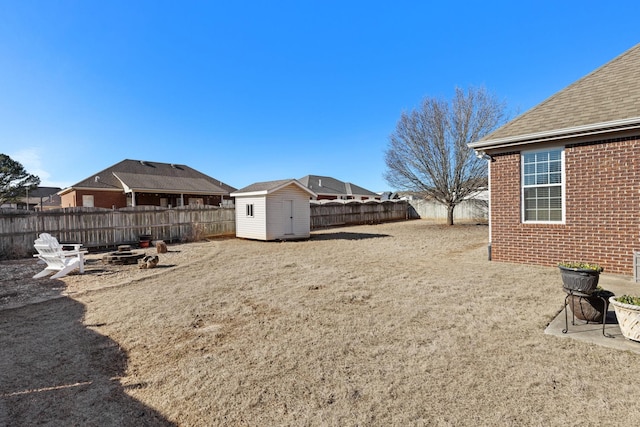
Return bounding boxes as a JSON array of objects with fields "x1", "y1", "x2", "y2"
[
  {"x1": 139, "y1": 234, "x2": 152, "y2": 249},
  {"x1": 559, "y1": 266, "x2": 600, "y2": 294},
  {"x1": 568, "y1": 291, "x2": 613, "y2": 322}
]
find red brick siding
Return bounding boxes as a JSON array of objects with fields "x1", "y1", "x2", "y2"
[
  {"x1": 135, "y1": 193, "x2": 224, "y2": 207},
  {"x1": 61, "y1": 190, "x2": 225, "y2": 209},
  {"x1": 490, "y1": 137, "x2": 640, "y2": 275},
  {"x1": 59, "y1": 192, "x2": 76, "y2": 208},
  {"x1": 60, "y1": 190, "x2": 127, "y2": 208}
]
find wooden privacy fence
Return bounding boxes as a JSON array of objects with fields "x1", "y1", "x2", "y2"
[
  {"x1": 1, "y1": 201, "x2": 416, "y2": 259},
  {"x1": 0, "y1": 206, "x2": 235, "y2": 259},
  {"x1": 310, "y1": 200, "x2": 408, "y2": 229},
  {"x1": 407, "y1": 198, "x2": 488, "y2": 222}
]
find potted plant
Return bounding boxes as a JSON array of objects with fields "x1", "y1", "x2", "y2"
[
  {"x1": 609, "y1": 295, "x2": 640, "y2": 341},
  {"x1": 138, "y1": 232, "x2": 152, "y2": 248},
  {"x1": 558, "y1": 261, "x2": 604, "y2": 294},
  {"x1": 567, "y1": 287, "x2": 614, "y2": 322}
]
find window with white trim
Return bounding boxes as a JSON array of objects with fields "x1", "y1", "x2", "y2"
[
  {"x1": 522, "y1": 148, "x2": 564, "y2": 222},
  {"x1": 246, "y1": 204, "x2": 254, "y2": 217}
]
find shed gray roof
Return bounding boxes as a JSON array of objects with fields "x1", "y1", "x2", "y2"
[
  {"x1": 231, "y1": 179, "x2": 317, "y2": 197},
  {"x1": 60, "y1": 159, "x2": 236, "y2": 195},
  {"x1": 470, "y1": 43, "x2": 640, "y2": 150},
  {"x1": 298, "y1": 175, "x2": 378, "y2": 197}
]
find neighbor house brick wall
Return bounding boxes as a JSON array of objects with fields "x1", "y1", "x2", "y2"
[
  {"x1": 489, "y1": 137, "x2": 640, "y2": 275},
  {"x1": 135, "y1": 193, "x2": 223, "y2": 207},
  {"x1": 62, "y1": 191, "x2": 227, "y2": 209},
  {"x1": 60, "y1": 192, "x2": 75, "y2": 208},
  {"x1": 60, "y1": 190, "x2": 127, "y2": 209}
]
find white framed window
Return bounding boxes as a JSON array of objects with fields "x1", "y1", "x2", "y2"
[
  {"x1": 522, "y1": 148, "x2": 565, "y2": 223},
  {"x1": 246, "y1": 204, "x2": 254, "y2": 217}
]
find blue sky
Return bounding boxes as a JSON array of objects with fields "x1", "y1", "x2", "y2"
[{"x1": 1, "y1": 1, "x2": 638, "y2": 192}]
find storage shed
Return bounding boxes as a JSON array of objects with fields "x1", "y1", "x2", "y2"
[{"x1": 231, "y1": 179, "x2": 317, "y2": 241}]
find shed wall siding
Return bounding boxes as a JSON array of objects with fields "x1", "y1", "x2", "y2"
[
  {"x1": 490, "y1": 136, "x2": 640, "y2": 275},
  {"x1": 234, "y1": 196, "x2": 267, "y2": 240},
  {"x1": 265, "y1": 186, "x2": 310, "y2": 240}
]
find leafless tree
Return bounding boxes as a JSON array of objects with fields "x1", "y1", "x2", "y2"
[{"x1": 384, "y1": 87, "x2": 506, "y2": 225}]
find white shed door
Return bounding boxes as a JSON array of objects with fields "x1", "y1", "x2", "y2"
[{"x1": 284, "y1": 200, "x2": 294, "y2": 234}]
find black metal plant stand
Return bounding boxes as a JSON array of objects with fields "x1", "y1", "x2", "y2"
[{"x1": 562, "y1": 288, "x2": 613, "y2": 338}]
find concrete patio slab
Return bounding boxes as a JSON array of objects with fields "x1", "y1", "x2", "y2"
[{"x1": 545, "y1": 273, "x2": 640, "y2": 354}]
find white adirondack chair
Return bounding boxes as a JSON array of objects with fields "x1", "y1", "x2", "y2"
[{"x1": 33, "y1": 233, "x2": 86, "y2": 279}]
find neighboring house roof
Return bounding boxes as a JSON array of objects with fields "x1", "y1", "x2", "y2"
[
  {"x1": 231, "y1": 179, "x2": 317, "y2": 198},
  {"x1": 59, "y1": 159, "x2": 236, "y2": 195},
  {"x1": 39, "y1": 193, "x2": 62, "y2": 208},
  {"x1": 29, "y1": 187, "x2": 62, "y2": 199},
  {"x1": 1, "y1": 186, "x2": 61, "y2": 208},
  {"x1": 298, "y1": 175, "x2": 379, "y2": 198},
  {"x1": 30, "y1": 187, "x2": 62, "y2": 208},
  {"x1": 470, "y1": 43, "x2": 640, "y2": 151}
]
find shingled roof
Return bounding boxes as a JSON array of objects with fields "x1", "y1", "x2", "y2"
[
  {"x1": 60, "y1": 159, "x2": 236, "y2": 195},
  {"x1": 470, "y1": 43, "x2": 640, "y2": 150},
  {"x1": 298, "y1": 175, "x2": 378, "y2": 198},
  {"x1": 231, "y1": 179, "x2": 317, "y2": 197}
]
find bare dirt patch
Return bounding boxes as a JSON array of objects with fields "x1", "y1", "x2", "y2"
[{"x1": 2, "y1": 221, "x2": 640, "y2": 425}]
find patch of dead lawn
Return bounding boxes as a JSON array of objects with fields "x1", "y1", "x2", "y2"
[{"x1": 2, "y1": 221, "x2": 640, "y2": 425}]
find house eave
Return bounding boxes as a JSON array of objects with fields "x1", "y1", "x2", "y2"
[
  {"x1": 469, "y1": 116, "x2": 640, "y2": 151},
  {"x1": 128, "y1": 188, "x2": 228, "y2": 195},
  {"x1": 58, "y1": 186, "x2": 226, "y2": 196}
]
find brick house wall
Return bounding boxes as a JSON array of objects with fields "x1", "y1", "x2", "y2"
[
  {"x1": 60, "y1": 190, "x2": 127, "y2": 209},
  {"x1": 490, "y1": 136, "x2": 640, "y2": 275},
  {"x1": 61, "y1": 190, "x2": 227, "y2": 209},
  {"x1": 59, "y1": 192, "x2": 75, "y2": 208},
  {"x1": 135, "y1": 193, "x2": 224, "y2": 207}
]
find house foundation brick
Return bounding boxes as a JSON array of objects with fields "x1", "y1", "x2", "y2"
[{"x1": 489, "y1": 137, "x2": 640, "y2": 275}]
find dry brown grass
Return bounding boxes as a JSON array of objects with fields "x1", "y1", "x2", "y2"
[{"x1": 2, "y1": 220, "x2": 640, "y2": 425}]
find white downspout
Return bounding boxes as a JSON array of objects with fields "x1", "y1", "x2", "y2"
[
  {"x1": 475, "y1": 150, "x2": 492, "y2": 261},
  {"x1": 487, "y1": 159, "x2": 492, "y2": 261}
]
